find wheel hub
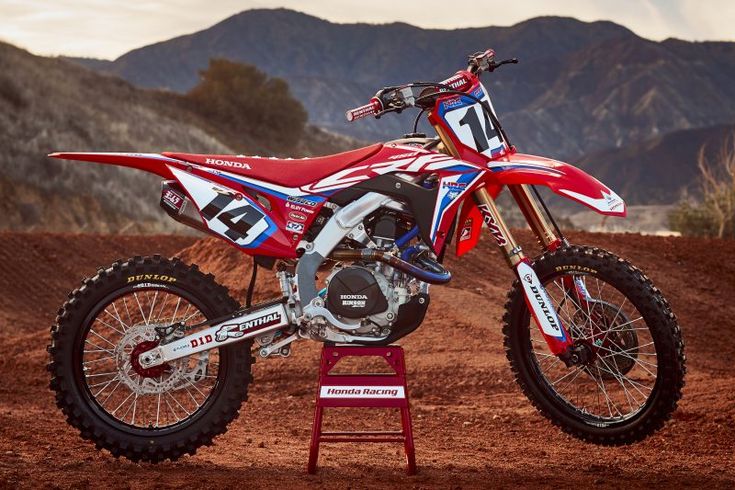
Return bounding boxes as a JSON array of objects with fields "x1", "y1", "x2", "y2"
[
  {"x1": 130, "y1": 340, "x2": 169, "y2": 378},
  {"x1": 573, "y1": 301, "x2": 639, "y2": 378}
]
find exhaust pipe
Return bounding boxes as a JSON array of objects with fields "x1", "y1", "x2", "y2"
[{"x1": 330, "y1": 248, "x2": 451, "y2": 284}]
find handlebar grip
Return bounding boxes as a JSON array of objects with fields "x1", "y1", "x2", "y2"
[{"x1": 345, "y1": 97, "x2": 383, "y2": 122}]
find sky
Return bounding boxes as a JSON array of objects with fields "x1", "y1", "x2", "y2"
[{"x1": 1, "y1": 0, "x2": 733, "y2": 59}]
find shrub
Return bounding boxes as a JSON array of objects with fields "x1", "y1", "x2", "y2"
[
  {"x1": 185, "y1": 59, "x2": 307, "y2": 150},
  {"x1": 669, "y1": 133, "x2": 735, "y2": 238}
]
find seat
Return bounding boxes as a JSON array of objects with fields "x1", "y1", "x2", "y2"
[{"x1": 163, "y1": 144, "x2": 383, "y2": 189}]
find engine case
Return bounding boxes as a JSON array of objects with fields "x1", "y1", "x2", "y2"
[{"x1": 326, "y1": 266, "x2": 389, "y2": 319}]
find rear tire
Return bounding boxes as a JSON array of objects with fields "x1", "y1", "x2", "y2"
[
  {"x1": 503, "y1": 246, "x2": 685, "y2": 445},
  {"x1": 48, "y1": 255, "x2": 253, "y2": 462}
]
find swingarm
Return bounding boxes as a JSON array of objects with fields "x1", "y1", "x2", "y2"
[{"x1": 138, "y1": 300, "x2": 292, "y2": 369}]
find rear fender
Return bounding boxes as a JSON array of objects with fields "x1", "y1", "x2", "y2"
[
  {"x1": 48, "y1": 152, "x2": 182, "y2": 179},
  {"x1": 486, "y1": 152, "x2": 626, "y2": 217}
]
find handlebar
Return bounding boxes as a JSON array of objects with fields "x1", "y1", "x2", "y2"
[{"x1": 345, "y1": 48, "x2": 517, "y2": 122}]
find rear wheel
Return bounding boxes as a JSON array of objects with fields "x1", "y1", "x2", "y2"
[
  {"x1": 48, "y1": 256, "x2": 253, "y2": 462},
  {"x1": 503, "y1": 246, "x2": 685, "y2": 444}
]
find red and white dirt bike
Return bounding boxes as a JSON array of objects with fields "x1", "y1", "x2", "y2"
[{"x1": 48, "y1": 50, "x2": 685, "y2": 462}]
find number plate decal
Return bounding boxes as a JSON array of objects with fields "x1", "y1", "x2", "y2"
[
  {"x1": 441, "y1": 84, "x2": 505, "y2": 157},
  {"x1": 169, "y1": 166, "x2": 274, "y2": 248}
]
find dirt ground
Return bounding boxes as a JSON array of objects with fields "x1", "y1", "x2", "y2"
[{"x1": 0, "y1": 230, "x2": 733, "y2": 488}]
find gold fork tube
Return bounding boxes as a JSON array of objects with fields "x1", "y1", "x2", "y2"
[
  {"x1": 473, "y1": 187, "x2": 526, "y2": 267},
  {"x1": 508, "y1": 184, "x2": 558, "y2": 249}
]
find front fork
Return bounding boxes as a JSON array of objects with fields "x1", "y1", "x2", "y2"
[{"x1": 473, "y1": 186, "x2": 575, "y2": 356}]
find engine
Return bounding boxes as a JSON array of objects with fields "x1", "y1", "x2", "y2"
[
  {"x1": 320, "y1": 209, "x2": 433, "y2": 340},
  {"x1": 324, "y1": 262, "x2": 417, "y2": 337}
]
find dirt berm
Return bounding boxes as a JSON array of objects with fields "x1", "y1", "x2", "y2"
[{"x1": 0, "y1": 231, "x2": 732, "y2": 488}]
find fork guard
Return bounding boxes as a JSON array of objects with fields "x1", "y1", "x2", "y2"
[{"x1": 485, "y1": 152, "x2": 627, "y2": 217}]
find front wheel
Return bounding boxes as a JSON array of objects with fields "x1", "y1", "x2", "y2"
[
  {"x1": 503, "y1": 245, "x2": 685, "y2": 445},
  {"x1": 48, "y1": 256, "x2": 253, "y2": 462}
]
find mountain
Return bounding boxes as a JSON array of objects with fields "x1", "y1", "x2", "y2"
[
  {"x1": 0, "y1": 41, "x2": 355, "y2": 233},
  {"x1": 73, "y1": 9, "x2": 735, "y2": 161},
  {"x1": 575, "y1": 123, "x2": 735, "y2": 204}
]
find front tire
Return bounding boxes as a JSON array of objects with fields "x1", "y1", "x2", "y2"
[
  {"x1": 503, "y1": 246, "x2": 685, "y2": 445},
  {"x1": 48, "y1": 255, "x2": 253, "y2": 462}
]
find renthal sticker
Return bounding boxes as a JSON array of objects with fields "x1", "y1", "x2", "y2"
[
  {"x1": 204, "y1": 158, "x2": 252, "y2": 170},
  {"x1": 285, "y1": 202, "x2": 315, "y2": 214},
  {"x1": 215, "y1": 312, "x2": 282, "y2": 342},
  {"x1": 477, "y1": 204, "x2": 508, "y2": 246},
  {"x1": 132, "y1": 282, "x2": 170, "y2": 290},
  {"x1": 286, "y1": 221, "x2": 304, "y2": 233},
  {"x1": 288, "y1": 211, "x2": 307, "y2": 222},
  {"x1": 517, "y1": 262, "x2": 565, "y2": 339},
  {"x1": 287, "y1": 196, "x2": 318, "y2": 207},
  {"x1": 554, "y1": 265, "x2": 598, "y2": 274},
  {"x1": 319, "y1": 386, "x2": 405, "y2": 399},
  {"x1": 127, "y1": 274, "x2": 177, "y2": 283},
  {"x1": 459, "y1": 218, "x2": 473, "y2": 242}
]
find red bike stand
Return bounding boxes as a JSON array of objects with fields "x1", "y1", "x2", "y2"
[{"x1": 307, "y1": 345, "x2": 417, "y2": 475}]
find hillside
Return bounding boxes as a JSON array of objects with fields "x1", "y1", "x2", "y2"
[
  {"x1": 73, "y1": 9, "x2": 735, "y2": 162},
  {"x1": 0, "y1": 231, "x2": 733, "y2": 487},
  {"x1": 575, "y1": 123, "x2": 735, "y2": 204},
  {"x1": 0, "y1": 41, "x2": 231, "y2": 234},
  {"x1": 0, "y1": 41, "x2": 357, "y2": 233}
]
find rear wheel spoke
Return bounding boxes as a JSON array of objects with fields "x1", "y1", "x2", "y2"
[{"x1": 81, "y1": 290, "x2": 220, "y2": 429}]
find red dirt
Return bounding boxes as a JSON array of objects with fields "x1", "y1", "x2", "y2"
[{"x1": 1, "y1": 231, "x2": 733, "y2": 488}]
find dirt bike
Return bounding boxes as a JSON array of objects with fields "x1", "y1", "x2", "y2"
[{"x1": 48, "y1": 49, "x2": 685, "y2": 462}]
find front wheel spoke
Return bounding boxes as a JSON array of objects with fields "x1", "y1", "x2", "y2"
[
  {"x1": 597, "y1": 346, "x2": 659, "y2": 374},
  {"x1": 596, "y1": 344, "x2": 658, "y2": 377},
  {"x1": 596, "y1": 356, "x2": 647, "y2": 408},
  {"x1": 587, "y1": 366, "x2": 622, "y2": 418},
  {"x1": 556, "y1": 366, "x2": 586, "y2": 396},
  {"x1": 551, "y1": 365, "x2": 585, "y2": 387}
]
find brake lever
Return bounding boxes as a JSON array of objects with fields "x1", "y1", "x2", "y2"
[{"x1": 488, "y1": 58, "x2": 519, "y2": 72}]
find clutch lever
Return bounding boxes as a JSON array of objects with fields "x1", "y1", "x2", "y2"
[{"x1": 488, "y1": 58, "x2": 519, "y2": 72}]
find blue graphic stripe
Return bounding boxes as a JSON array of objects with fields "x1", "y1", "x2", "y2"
[
  {"x1": 437, "y1": 91, "x2": 484, "y2": 118},
  {"x1": 489, "y1": 164, "x2": 564, "y2": 175},
  {"x1": 431, "y1": 172, "x2": 480, "y2": 239}
]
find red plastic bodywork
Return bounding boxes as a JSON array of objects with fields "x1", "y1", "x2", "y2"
[
  {"x1": 163, "y1": 144, "x2": 383, "y2": 188},
  {"x1": 49, "y1": 72, "x2": 624, "y2": 260}
]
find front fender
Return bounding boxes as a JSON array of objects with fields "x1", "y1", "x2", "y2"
[{"x1": 486, "y1": 152, "x2": 626, "y2": 217}]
